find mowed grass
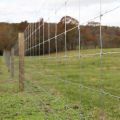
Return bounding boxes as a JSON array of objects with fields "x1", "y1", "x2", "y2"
[{"x1": 0, "y1": 48, "x2": 120, "y2": 120}]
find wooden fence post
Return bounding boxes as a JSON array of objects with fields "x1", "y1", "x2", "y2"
[
  {"x1": 10, "y1": 48, "x2": 14, "y2": 78},
  {"x1": 18, "y1": 33, "x2": 25, "y2": 92}
]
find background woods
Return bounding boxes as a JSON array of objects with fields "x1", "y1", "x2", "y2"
[{"x1": 0, "y1": 17, "x2": 120, "y2": 56}]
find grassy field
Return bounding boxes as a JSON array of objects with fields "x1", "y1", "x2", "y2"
[{"x1": 0, "y1": 48, "x2": 120, "y2": 120}]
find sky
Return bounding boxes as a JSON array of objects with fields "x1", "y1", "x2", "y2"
[{"x1": 0, "y1": 0, "x2": 120, "y2": 26}]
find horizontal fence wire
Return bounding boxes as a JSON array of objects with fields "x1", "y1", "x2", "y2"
[
  {"x1": 23, "y1": 0, "x2": 120, "y2": 119},
  {"x1": 25, "y1": 4, "x2": 120, "y2": 53},
  {"x1": 24, "y1": 56, "x2": 120, "y2": 101}
]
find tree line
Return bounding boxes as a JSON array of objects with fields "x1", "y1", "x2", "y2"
[
  {"x1": 0, "y1": 18, "x2": 120, "y2": 56},
  {"x1": 0, "y1": 21, "x2": 28, "y2": 55},
  {"x1": 26, "y1": 21, "x2": 120, "y2": 56}
]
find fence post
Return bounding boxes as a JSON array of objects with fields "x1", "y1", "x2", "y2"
[
  {"x1": 10, "y1": 48, "x2": 14, "y2": 78},
  {"x1": 18, "y1": 33, "x2": 25, "y2": 92}
]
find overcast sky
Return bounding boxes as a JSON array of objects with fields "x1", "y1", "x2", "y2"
[{"x1": 0, "y1": 0, "x2": 120, "y2": 26}]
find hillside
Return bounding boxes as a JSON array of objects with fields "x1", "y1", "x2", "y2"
[
  {"x1": 0, "y1": 16, "x2": 120, "y2": 56},
  {"x1": 26, "y1": 19, "x2": 120, "y2": 56}
]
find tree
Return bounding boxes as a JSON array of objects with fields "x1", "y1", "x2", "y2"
[{"x1": 0, "y1": 23, "x2": 18, "y2": 73}]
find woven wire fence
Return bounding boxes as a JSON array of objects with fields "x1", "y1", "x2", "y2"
[
  {"x1": 24, "y1": 0, "x2": 120, "y2": 119},
  {"x1": 0, "y1": 43, "x2": 19, "y2": 93}
]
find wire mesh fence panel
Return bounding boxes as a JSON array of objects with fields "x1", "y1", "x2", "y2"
[{"x1": 23, "y1": 0, "x2": 120, "y2": 119}]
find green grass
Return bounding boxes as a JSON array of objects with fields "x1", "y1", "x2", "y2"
[{"x1": 0, "y1": 48, "x2": 120, "y2": 120}]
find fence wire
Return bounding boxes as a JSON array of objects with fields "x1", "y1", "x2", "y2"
[{"x1": 24, "y1": 0, "x2": 120, "y2": 119}]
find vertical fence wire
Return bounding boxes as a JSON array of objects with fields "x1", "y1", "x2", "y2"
[
  {"x1": 55, "y1": 10, "x2": 58, "y2": 57},
  {"x1": 99, "y1": 0, "x2": 105, "y2": 119},
  {"x1": 43, "y1": 19, "x2": 45, "y2": 56},
  {"x1": 39, "y1": 19, "x2": 41, "y2": 57},
  {"x1": 48, "y1": 18, "x2": 51, "y2": 57},
  {"x1": 23, "y1": 0, "x2": 120, "y2": 119},
  {"x1": 64, "y1": 1, "x2": 67, "y2": 57}
]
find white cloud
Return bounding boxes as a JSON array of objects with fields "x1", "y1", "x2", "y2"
[{"x1": 0, "y1": 0, "x2": 120, "y2": 26}]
